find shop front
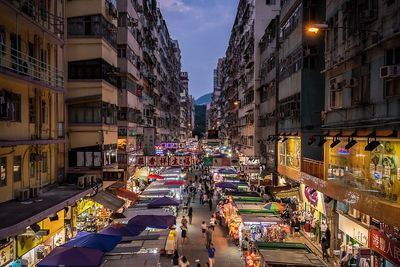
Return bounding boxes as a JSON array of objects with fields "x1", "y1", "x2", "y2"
[
  {"x1": 239, "y1": 215, "x2": 283, "y2": 243},
  {"x1": 277, "y1": 137, "x2": 301, "y2": 183},
  {"x1": 326, "y1": 138, "x2": 400, "y2": 205},
  {"x1": 299, "y1": 184, "x2": 329, "y2": 243},
  {"x1": 16, "y1": 210, "x2": 65, "y2": 267},
  {"x1": 337, "y1": 213, "x2": 370, "y2": 266},
  {"x1": 369, "y1": 228, "x2": 400, "y2": 267}
]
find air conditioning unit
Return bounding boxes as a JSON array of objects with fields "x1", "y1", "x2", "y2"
[
  {"x1": 30, "y1": 186, "x2": 40, "y2": 198},
  {"x1": 18, "y1": 188, "x2": 30, "y2": 202},
  {"x1": 77, "y1": 176, "x2": 85, "y2": 189},
  {"x1": 380, "y1": 65, "x2": 400, "y2": 78}
]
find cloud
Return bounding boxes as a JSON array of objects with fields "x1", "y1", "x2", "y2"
[{"x1": 158, "y1": 0, "x2": 191, "y2": 12}]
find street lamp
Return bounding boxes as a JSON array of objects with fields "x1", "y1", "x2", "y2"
[
  {"x1": 306, "y1": 23, "x2": 381, "y2": 39},
  {"x1": 306, "y1": 23, "x2": 329, "y2": 34}
]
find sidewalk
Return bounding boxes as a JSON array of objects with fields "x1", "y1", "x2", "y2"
[{"x1": 159, "y1": 181, "x2": 243, "y2": 266}]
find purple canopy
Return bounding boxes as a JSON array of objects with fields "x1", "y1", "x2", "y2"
[
  {"x1": 218, "y1": 168, "x2": 237, "y2": 174},
  {"x1": 37, "y1": 247, "x2": 104, "y2": 267},
  {"x1": 63, "y1": 232, "x2": 121, "y2": 252},
  {"x1": 128, "y1": 215, "x2": 176, "y2": 229},
  {"x1": 215, "y1": 182, "x2": 238, "y2": 189},
  {"x1": 100, "y1": 224, "x2": 145, "y2": 236},
  {"x1": 148, "y1": 196, "x2": 179, "y2": 208}
]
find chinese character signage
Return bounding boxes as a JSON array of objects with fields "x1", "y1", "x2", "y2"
[
  {"x1": 370, "y1": 228, "x2": 400, "y2": 266},
  {"x1": 159, "y1": 156, "x2": 169, "y2": 167},
  {"x1": 147, "y1": 156, "x2": 157, "y2": 167},
  {"x1": 135, "y1": 156, "x2": 145, "y2": 166},
  {"x1": 133, "y1": 156, "x2": 197, "y2": 167}
]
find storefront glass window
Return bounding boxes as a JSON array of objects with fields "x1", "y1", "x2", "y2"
[
  {"x1": 327, "y1": 139, "x2": 400, "y2": 203},
  {"x1": 278, "y1": 137, "x2": 300, "y2": 169}
]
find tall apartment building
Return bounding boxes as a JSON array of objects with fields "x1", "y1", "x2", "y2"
[
  {"x1": 276, "y1": 0, "x2": 325, "y2": 185},
  {"x1": 256, "y1": 14, "x2": 280, "y2": 175},
  {"x1": 65, "y1": 0, "x2": 119, "y2": 184},
  {"x1": 209, "y1": 58, "x2": 224, "y2": 132},
  {"x1": 116, "y1": 0, "x2": 144, "y2": 181},
  {"x1": 309, "y1": 0, "x2": 400, "y2": 239},
  {"x1": 0, "y1": 1, "x2": 100, "y2": 264},
  {"x1": 219, "y1": 0, "x2": 280, "y2": 157},
  {"x1": 180, "y1": 71, "x2": 191, "y2": 141}
]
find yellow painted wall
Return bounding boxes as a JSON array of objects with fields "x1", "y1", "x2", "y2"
[
  {"x1": 66, "y1": 39, "x2": 117, "y2": 67},
  {"x1": 0, "y1": 143, "x2": 60, "y2": 203},
  {"x1": 17, "y1": 210, "x2": 65, "y2": 257},
  {"x1": 68, "y1": 125, "x2": 118, "y2": 149}
]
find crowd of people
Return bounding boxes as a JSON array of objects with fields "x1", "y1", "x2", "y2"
[{"x1": 171, "y1": 166, "x2": 220, "y2": 267}]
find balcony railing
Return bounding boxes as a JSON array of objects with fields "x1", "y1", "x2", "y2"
[
  {"x1": 301, "y1": 158, "x2": 324, "y2": 180},
  {"x1": 0, "y1": 44, "x2": 64, "y2": 89},
  {"x1": 9, "y1": 0, "x2": 64, "y2": 39}
]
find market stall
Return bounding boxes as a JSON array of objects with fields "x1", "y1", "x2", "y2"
[
  {"x1": 250, "y1": 242, "x2": 327, "y2": 267},
  {"x1": 240, "y1": 214, "x2": 283, "y2": 243}
]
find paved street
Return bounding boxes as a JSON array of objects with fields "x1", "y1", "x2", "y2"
[{"x1": 160, "y1": 173, "x2": 243, "y2": 267}]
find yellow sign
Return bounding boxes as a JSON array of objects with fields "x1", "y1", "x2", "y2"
[
  {"x1": 0, "y1": 242, "x2": 13, "y2": 266},
  {"x1": 76, "y1": 199, "x2": 95, "y2": 215},
  {"x1": 17, "y1": 210, "x2": 64, "y2": 257}
]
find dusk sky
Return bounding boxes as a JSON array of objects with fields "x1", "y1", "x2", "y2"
[{"x1": 159, "y1": 0, "x2": 239, "y2": 99}]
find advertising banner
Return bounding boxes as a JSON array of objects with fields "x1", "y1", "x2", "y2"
[{"x1": 370, "y1": 228, "x2": 400, "y2": 266}]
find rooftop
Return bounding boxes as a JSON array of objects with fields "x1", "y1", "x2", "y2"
[{"x1": 0, "y1": 184, "x2": 97, "y2": 239}]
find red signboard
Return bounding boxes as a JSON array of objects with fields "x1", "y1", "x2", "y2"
[
  {"x1": 133, "y1": 156, "x2": 196, "y2": 167},
  {"x1": 370, "y1": 228, "x2": 400, "y2": 266},
  {"x1": 147, "y1": 156, "x2": 157, "y2": 167},
  {"x1": 158, "y1": 156, "x2": 169, "y2": 167},
  {"x1": 135, "y1": 156, "x2": 145, "y2": 166}
]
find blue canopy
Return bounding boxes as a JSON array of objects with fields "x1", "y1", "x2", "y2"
[
  {"x1": 37, "y1": 247, "x2": 103, "y2": 267},
  {"x1": 63, "y1": 232, "x2": 121, "y2": 252},
  {"x1": 128, "y1": 215, "x2": 176, "y2": 229},
  {"x1": 215, "y1": 182, "x2": 238, "y2": 190},
  {"x1": 100, "y1": 224, "x2": 145, "y2": 237},
  {"x1": 218, "y1": 168, "x2": 237, "y2": 174},
  {"x1": 148, "y1": 196, "x2": 179, "y2": 208}
]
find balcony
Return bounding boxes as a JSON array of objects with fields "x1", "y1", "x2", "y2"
[
  {"x1": 7, "y1": 0, "x2": 64, "y2": 39},
  {"x1": 0, "y1": 43, "x2": 64, "y2": 90},
  {"x1": 301, "y1": 158, "x2": 324, "y2": 180}
]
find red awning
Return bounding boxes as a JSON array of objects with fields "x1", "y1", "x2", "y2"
[{"x1": 116, "y1": 188, "x2": 137, "y2": 202}]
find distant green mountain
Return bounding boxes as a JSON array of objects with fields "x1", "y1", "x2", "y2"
[{"x1": 195, "y1": 93, "x2": 212, "y2": 105}]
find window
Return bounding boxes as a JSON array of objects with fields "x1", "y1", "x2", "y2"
[
  {"x1": 67, "y1": 14, "x2": 117, "y2": 48},
  {"x1": 385, "y1": 47, "x2": 400, "y2": 65},
  {"x1": 0, "y1": 90, "x2": 21, "y2": 122},
  {"x1": 29, "y1": 98, "x2": 36, "y2": 123},
  {"x1": 29, "y1": 154, "x2": 35, "y2": 177},
  {"x1": 41, "y1": 152, "x2": 48, "y2": 173},
  {"x1": 41, "y1": 100, "x2": 47, "y2": 124},
  {"x1": 13, "y1": 156, "x2": 21, "y2": 182},
  {"x1": 329, "y1": 78, "x2": 344, "y2": 109},
  {"x1": 68, "y1": 58, "x2": 119, "y2": 87},
  {"x1": 266, "y1": 0, "x2": 276, "y2": 4},
  {"x1": 385, "y1": 79, "x2": 400, "y2": 97},
  {"x1": 0, "y1": 157, "x2": 6, "y2": 186}
]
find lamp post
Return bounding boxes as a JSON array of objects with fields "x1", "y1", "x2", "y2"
[{"x1": 306, "y1": 23, "x2": 382, "y2": 39}]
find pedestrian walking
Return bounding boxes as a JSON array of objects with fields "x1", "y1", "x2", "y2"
[
  {"x1": 210, "y1": 216, "x2": 215, "y2": 231},
  {"x1": 205, "y1": 226, "x2": 212, "y2": 249},
  {"x1": 201, "y1": 221, "x2": 207, "y2": 237},
  {"x1": 180, "y1": 224, "x2": 188, "y2": 245},
  {"x1": 208, "y1": 243, "x2": 216, "y2": 267},
  {"x1": 181, "y1": 216, "x2": 188, "y2": 228},
  {"x1": 208, "y1": 198, "x2": 213, "y2": 211},
  {"x1": 172, "y1": 250, "x2": 179, "y2": 267},
  {"x1": 188, "y1": 207, "x2": 193, "y2": 224},
  {"x1": 321, "y1": 236, "x2": 329, "y2": 262},
  {"x1": 294, "y1": 218, "x2": 301, "y2": 237},
  {"x1": 241, "y1": 237, "x2": 249, "y2": 259},
  {"x1": 179, "y1": 256, "x2": 190, "y2": 267}
]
